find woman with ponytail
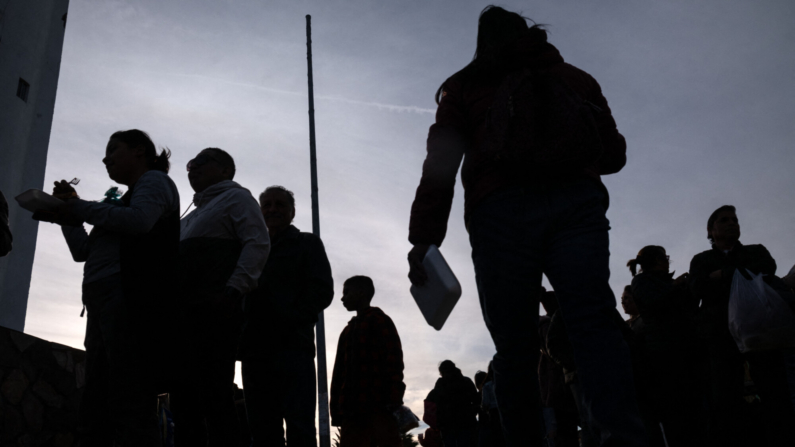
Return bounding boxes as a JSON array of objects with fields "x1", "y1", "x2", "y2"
[
  {"x1": 39, "y1": 129, "x2": 180, "y2": 446},
  {"x1": 626, "y1": 246, "x2": 704, "y2": 446}
]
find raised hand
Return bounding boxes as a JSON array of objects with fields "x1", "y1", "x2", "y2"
[{"x1": 52, "y1": 180, "x2": 78, "y2": 201}]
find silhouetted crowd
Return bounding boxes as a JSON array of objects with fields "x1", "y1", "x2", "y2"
[
  {"x1": 4, "y1": 4, "x2": 795, "y2": 447},
  {"x1": 16, "y1": 133, "x2": 408, "y2": 447}
]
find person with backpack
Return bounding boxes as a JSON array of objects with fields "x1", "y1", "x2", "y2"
[
  {"x1": 427, "y1": 360, "x2": 479, "y2": 447},
  {"x1": 407, "y1": 6, "x2": 643, "y2": 446},
  {"x1": 39, "y1": 129, "x2": 179, "y2": 446},
  {"x1": 627, "y1": 246, "x2": 705, "y2": 446},
  {"x1": 172, "y1": 147, "x2": 270, "y2": 446},
  {"x1": 238, "y1": 185, "x2": 334, "y2": 446},
  {"x1": 689, "y1": 205, "x2": 795, "y2": 446}
]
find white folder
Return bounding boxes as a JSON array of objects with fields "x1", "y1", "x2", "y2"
[{"x1": 410, "y1": 245, "x2": 462, "y2": 331}]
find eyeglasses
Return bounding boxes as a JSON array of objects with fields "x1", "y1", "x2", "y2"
[{"x1": 186, "y1": 153, "x2": 220, "y2": 171}]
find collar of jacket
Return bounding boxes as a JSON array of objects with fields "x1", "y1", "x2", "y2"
[
  {"x1": 192, "y1": 180, "x2": 245, "y2": 207},
  {"x1": 271, "y1": 224, "x2": 300, "y2": 246},
  {"x1": 351, "y1": 306, "x2": 382, "y2": 322},
  {"x1": 711, "y1": 240, "x2": 744, "y2": 255},
  {"x1": 646, "y1": 270, "x2": 675, "y2": 281}
]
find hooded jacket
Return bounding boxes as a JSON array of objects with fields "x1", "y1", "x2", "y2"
[
  {"x1": 409, "y1": 27, "x2": 626, "y2": 247},
  {"x1": 179, "y1": 180, "x2": 270, "y2": 305}
]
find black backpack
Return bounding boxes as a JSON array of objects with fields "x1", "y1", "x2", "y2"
[{"x1": 483, "y1": 67, "x2": 604, "y2": 175}]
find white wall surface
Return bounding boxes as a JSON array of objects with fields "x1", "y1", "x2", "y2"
[{"x1": 0, "y1": 0, "x2": 70, "y2": 331}]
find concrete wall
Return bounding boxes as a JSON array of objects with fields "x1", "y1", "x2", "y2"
[
  {"x1": 0, "y1": 1, "x2": 70, "y2": 331},
  {"x1": 0, "y1": 325, "x2": 86, "y2": 445}
]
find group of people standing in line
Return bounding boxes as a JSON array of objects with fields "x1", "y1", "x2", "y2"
[
  {"x1": 4, "y1": 3, "x2": 795, "y2": 447},
  {"x1": 17, "y1": 128, "x2": 409, "y2": 447}
]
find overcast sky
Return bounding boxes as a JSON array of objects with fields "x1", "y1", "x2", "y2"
[{"x1": 22, "y1": 0, "x2": 795, "y2": 426}]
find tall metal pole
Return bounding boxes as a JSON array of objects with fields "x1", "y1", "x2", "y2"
[{"x1": 306, "y1": 14, "x2": 331, "y2": 447}]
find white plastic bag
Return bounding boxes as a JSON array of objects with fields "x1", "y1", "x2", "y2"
[
  {"x1": 392, "y1": 405, "x2": 420, "y2": 433},
  {"x1": 728, "y1": 268, "x2": 795, "y2": 353}
]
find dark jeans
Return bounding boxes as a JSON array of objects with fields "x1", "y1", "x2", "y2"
[
  {"x1": 441, "y1": 427, "x2": 475, "y2": 447},
  {"x1": 78, "y1": 274, "x2": 159, "y2": 447},
  {"x1": 468, "y1": 180, "x2": 647, "y2": 447},
  {"x1": 642, "y1": 348, "x2": 706, "y2": 447},
  {"x1": 569, "y1": 381, "x2": 596, "y2": 447},
  {"x1": 171, "y1": 307, "x2": 244, "y2": 446},
  {"x1": 242, "y1": 349, "x2": 317, "y2": 446}
]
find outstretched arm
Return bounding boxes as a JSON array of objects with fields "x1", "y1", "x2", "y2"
[{"x1": 68, "y1": 173, "x2": 175, "y2": 235}]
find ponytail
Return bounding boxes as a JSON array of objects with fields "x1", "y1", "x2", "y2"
[
  {"x1": 151, "y1": 147, "x2": 171, "y2": 173},
  {"x1": 627, "y1": 259, "x2": 641, "y2": 277},
  {"x1": 108, "y1": 129, "x2": 171, "y2": 174},
  {"x1": 627, "y1": 245, "x2": 668, "y2": 277}
]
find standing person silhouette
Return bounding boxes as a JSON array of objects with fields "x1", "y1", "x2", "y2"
[
  {"x1": 39, "y1": 129, "x2": 179, "y2": 446},
  {"x1": 330, "y1": 276, "x2": 405, "y2": 447},
  {"x1": 172, "y1": 148, "x2": 270, "y2": 446},
  {"x1": 239, "y1": 185, "x2": 334, "y2": 446},
  {"x1": 407, "y1": 6, "x2": 645, "y2": 446},
  {"x1": 627, "y1": 246, "x2": 705, "y2": 446},
  {"x1": 689, "y1": 205, "x2": 795, "y2": 446}
]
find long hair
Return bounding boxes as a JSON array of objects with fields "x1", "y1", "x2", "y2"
[
  {"x1": 435, "y1": 5, "x2": 545, "y2": 104},
  {"x1": 627, "y1": 245, "x2": 669, "y2": 277},
  {"x1": 109, "y1": 129, "x2": 170, "y2": 173}
]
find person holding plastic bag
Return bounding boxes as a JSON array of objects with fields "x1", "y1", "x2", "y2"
[
  {"x1": 36, "y1": 129, "x2": 180, "y2": 446},
  {"x1": 688, "y1": 205, "x2": 795, "y2": 447}
]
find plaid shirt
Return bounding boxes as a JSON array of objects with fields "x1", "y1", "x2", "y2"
[{"x1": 330, "y1": 307, "x2": 405, "y2": 425}]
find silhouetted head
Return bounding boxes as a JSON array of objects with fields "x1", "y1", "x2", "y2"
[
  {"x1": 707, "y1": 205, "x2": 739, "y2": 247},
  {"x1": 485, "y1": 361, "x2": 494, "y2": 383},
  {"x1": 187, "y1": 148, "x2": 235, "y2": 193},
  {"x1": 259, "y1": 186, "x2": 296, "y2": 237},
  {"x1": 439, "y1": 360, "x2": 457, "y2": 378},
  {"x1": 474, "y1": 6, "x2": 531, "y2": 61},
  {"x1": 104, "y1": 129, "x2": 170, "y2": 186},
  {"x1": 621, "y1": 285, "x2": 638, "y2": 316},
  {"x1": 627, "y1": 246, "x2": 669, "y2": 277},
  {"x1": 341, "y1": 276, "x2": 375, "y2": 313},
  {"x1": 474, "y1": 371, "x2": 487, "y2": 391}
]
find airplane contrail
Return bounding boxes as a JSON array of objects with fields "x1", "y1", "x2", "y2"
[{"x1": 165, "y1": 72, "x2": 436, "y2": 115}]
